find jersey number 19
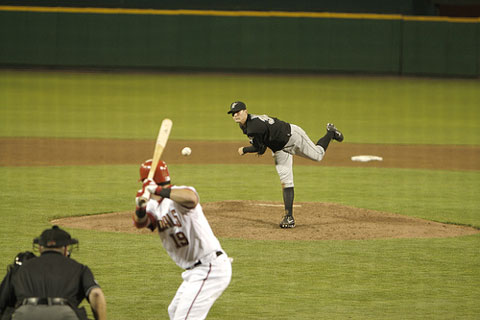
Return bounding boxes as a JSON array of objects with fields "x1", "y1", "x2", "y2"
[{"x1": 170, "y1": 232, "x2": 189, "y2": 248}]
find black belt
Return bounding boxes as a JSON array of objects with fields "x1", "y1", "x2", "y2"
[
  {"x1": 187, "y1": 251, "x2": 223, "y2": 270},
  {"x1": 21, "y1": 297, "x2": 71, "y2": 306}
]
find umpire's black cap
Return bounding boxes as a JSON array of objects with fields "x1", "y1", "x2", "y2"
[
  {"x1": 34, "y1": 225, "x2": 78, "y2": 248},
  {"x1": 227, "y1": 101, "x2": 247, "y2": 114}
]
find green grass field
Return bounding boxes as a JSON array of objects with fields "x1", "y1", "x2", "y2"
[{"x1": 1, "y1": 70, "x2": 479, "y2": 319}]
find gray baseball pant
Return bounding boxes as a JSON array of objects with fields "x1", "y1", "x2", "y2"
[{"x1": 274, "y1": 124, "x2": 325, "y2": 188}]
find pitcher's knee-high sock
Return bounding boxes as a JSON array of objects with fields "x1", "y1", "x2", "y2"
[
  {"x1": 316, "y1": 131, "x2": 334, "y2": 151},
  {"x1": 283, "y1": 187, "x2": 294, "y2": 216}
]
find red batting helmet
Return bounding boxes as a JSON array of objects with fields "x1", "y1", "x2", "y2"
[{"x1": 139, "y1": 159, "x2": 170, "y2": 185}]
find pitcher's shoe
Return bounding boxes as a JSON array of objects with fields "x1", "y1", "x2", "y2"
[
  {"x1": 327, "y1": 123, "x2": 344, "y2": 142},
  {"x1": 280, "y1": 215, "x2": 295, "y2": 228}
]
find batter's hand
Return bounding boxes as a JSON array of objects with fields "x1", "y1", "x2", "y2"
[
  {"x1": 146, "y1": 184, "x2": 163, "y2": 195},
  {"x1": 142, "y1": 179, "x2": 157, "y2": 190},
  {"x1": 143, "y1": 179, "x2": 168, "y2": 196},
  {"x1": 135, "y1": 194, "x2": 147, "y2": 208},
  {"x1": 136, "y1": 179, "x2": 155, "y2": 207},
  {"x1": 238, "y1": 147, "x2": 245, "y2": 156}
]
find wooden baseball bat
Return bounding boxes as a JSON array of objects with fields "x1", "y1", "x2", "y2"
[{"x1": 139, "y1": 118, "x2": 173, "y2": 204}]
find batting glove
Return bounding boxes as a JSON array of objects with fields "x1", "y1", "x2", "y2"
[
  {"x1": 145, "y1": 184, "x2": 172, "y2": 199},
  {"x1": 135, "y1": 189, "x2": 147, "y2": 208}
]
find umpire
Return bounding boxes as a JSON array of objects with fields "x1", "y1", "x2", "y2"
[{"x1": 0, "y1": 226, "x2": 107, "y2": 320}]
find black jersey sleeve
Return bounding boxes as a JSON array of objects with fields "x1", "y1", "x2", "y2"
[
  {"x1": 243, "y1": 132, "x2": 268, "y2": 155},
  {"x1": 242, "y1": 117, "x2": 269, "y2": 155},
  {"x1": 81, "y1": 266, "x2": 100, "y2": 302},
  {"x1": 0, "y1": 269, "x2": 15, "y2": 313}
]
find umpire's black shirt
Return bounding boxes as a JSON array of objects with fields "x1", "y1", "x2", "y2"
[
  {"x1": 11, "y1": 251, "x2": 99, "y2": 307},
  {"x1": 241, "y1": 113, "x2": 291, "y2": 155}
]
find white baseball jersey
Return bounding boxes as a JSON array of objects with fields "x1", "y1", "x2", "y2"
[
  {"x1": 145, "y1": 186, "x2": 222, "y2": 270},
  {"x1": 143, "y1": 185, "x2": 232, "y2": 319}
]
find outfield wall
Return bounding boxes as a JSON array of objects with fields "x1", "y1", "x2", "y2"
[
  {"x1": 0, "y1": 7, "x2": 479, "y2": 77},
  {"x1": 0, "y1": 0, "x2": 439, "y2": 15}
]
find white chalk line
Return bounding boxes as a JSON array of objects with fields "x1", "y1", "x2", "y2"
[{"x1": 256, "y1": 203, "x2": 302, "y2": 208}]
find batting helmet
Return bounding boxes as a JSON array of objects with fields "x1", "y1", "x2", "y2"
[{"x1": 139, "y1": 159, "x2": 170, "y2": 185}]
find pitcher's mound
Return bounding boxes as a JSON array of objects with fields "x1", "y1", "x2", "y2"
[{"x1": 53, "y1": 201, "x2": 478, "y2": 241}]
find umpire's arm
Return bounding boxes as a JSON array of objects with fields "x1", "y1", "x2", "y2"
[{"x1": 89, "y1": 287, "x2": 107, "y2": 320}]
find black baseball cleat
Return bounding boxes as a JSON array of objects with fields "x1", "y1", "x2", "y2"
[
  {"x1": 327, "y1": 123, "x2": 344, "y2": 142},
  {"x1": 280, "y1": 215, "x2": 295, "y2": 228}
]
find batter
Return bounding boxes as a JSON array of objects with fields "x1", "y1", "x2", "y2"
[
  {"x1": 133, "y1": 160, "x2": 231, "y2": 320},
  {"x1": 228, "y1": 101, "x2": 344, "y2": 228}
]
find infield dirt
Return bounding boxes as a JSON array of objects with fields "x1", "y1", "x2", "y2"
[{"x1": 2, "y1": 138, "x2": 479, "y2": 240}]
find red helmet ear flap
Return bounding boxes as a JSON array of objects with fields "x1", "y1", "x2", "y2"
[
  {"x1": 139, "y1": 160, "x2": 152, "y2": 181},
  {"x1": 139, "y1": 160, "x2": 170, "y2": 184}
]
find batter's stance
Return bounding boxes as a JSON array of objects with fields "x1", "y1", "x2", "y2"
[
  {"x1": 133, "y1": 160, "x2": 231, "y2": 320},
  {"x1": 228, "y1": 101, "x2": 344, "y2": 228}
]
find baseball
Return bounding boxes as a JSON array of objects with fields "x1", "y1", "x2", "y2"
[{"x1": 181, "y1": 147, "x2": 192, "y2": 156}]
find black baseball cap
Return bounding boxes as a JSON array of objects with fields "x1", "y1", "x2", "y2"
[
  {"x1": 14, "y1": 251, "x2": 36, "y2": 266},
  {"x1": 34, "y1": 225, "x2": 78, "y2": 248},
  {"x1": 227, "y1": 101, "x2": 247, "y2": 114}
]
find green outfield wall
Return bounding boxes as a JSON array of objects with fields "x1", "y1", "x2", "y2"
[
  {"x1": 0, "y1": 7, "x2": 479, "y2": 77},
  {"x1": 0, "y1": 0, "x2": 439, "y2": 15}
]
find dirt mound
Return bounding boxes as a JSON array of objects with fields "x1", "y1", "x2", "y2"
[{"x1": 53, "y1": 201, "x2": 479, "y2": 241}]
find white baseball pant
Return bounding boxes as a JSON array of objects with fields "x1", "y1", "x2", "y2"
[{"x1": 168, "y1": 252, "x2": 232, "y2": 320}]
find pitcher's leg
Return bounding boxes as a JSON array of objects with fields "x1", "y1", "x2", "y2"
[
  {"x1": 274, "y1": 150, "x2": 293, "y2": 189},
  {"x1": 316, "y1": 131, "x2": 334, "y2": 151},
  {"x1": 280, "y1": 187, "x2": 295, "y2": 228},
  {"x1": 317, "y1": 123, "x2": 344, "y2": 150},
  {"x1": 274, "y1": 151, "x2": 296, "y2": 228},
  {"x1": 283, "y1": 187, "x2": 294, "y2": 217},
  {"x1": 289, "y1": 124, "x2": 325, "y2": 161}
]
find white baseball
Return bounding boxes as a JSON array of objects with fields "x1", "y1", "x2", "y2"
[{"x1": 181, "y1": 147, "x2": 192, "y2": 156}]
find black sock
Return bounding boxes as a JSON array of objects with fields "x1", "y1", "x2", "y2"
[
  {"x1": 316, "y1": 131, "x2": 334, "y2": 150},
  {"x1": 283, "y1": 187, "x2": 294, "y2": 216}
]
